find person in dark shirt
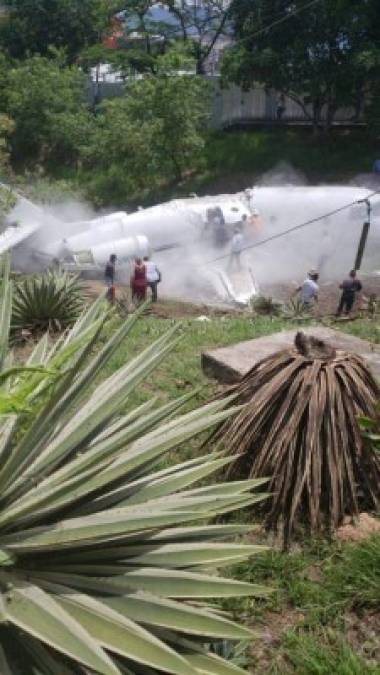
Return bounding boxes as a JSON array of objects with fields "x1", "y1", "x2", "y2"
[
  {"x1": 336, "y1": 269, "x2": 362, "y2": 316},
  {"x1": 105, "y1": 254, "x2": 117, "y2": 287}
]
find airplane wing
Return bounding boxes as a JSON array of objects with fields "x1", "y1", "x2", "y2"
[
  {"x1": 0, "y1": 186, "x2": 62, "y2": 255},
  {"x1": 0, "y1": 220, "x2": 46, "y2": 255}
]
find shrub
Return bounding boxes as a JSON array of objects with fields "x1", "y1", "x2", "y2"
[
  {"x1": 12, "y1": 269, "x2": 85, "y2": 335},
  {"x1": 0, "y1": 255, "x2": 269, "y2": 674}
]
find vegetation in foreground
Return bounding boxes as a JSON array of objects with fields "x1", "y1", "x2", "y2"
[
  {"x1": 11, "y1": 269, "x2": 85, "y2": 336},
  {"x1": 226, "y1": 535, "x2": 380, "y2": 673},
  {"x1": 0, "y1": 260, "x2": 272, "y2": 675},
  {"x1": 5, "y1": 288, "x2": 380, "y2": 673},
  {"x1": 214, "y1": 331, "x2": 380, "y2": 545},
  {"x1": 97, "y1": 304, "x2": 380, "y2": 672}
]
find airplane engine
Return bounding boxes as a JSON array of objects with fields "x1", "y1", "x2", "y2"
[{"x1": 73, "y1": 235, "x2": 150, "y2": 266}]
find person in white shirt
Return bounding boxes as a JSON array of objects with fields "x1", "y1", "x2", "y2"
[
  {"x1": 143, "y1": 256, "x2": 161, "y2": 303},
  {"x1": 229, "y1": 228, "x2": 244, "y2": 271},
  {"x1": 296, "y1": 270, "x2": 319, "y2": 307}
]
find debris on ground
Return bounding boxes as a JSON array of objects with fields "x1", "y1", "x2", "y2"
[{"x1": 336, "y1": 513, "x2": 380, "y2": 542}]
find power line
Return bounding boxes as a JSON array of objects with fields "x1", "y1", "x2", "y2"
[
  {"x1": 200, "y1": 188, "x2": 380, "y2": 267},
  {"x1": 230, "y1": 0, "x2": 323, "y2": 49}
]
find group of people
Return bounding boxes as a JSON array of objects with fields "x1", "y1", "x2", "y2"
[
  {"x1": 104, "y1": 254, "x2": 162, "y2": 304},
  {"x1": 297, "y1": 269, "x2": 363, "y2": 317}
]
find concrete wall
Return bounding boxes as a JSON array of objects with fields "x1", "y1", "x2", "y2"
[
  {"x1": 209, "y1": 80, "x2": 358, "y2": 128},
  {"x1": 89, "y1": 75, "x2": 359, "y2": 129}
]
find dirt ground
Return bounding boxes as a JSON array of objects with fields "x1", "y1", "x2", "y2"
[
  {"x1": 265, "y1": 275, "x2": 380, "y2": 318},
  {"x1": 85, "y1": 275, "x2": 380, "y2": 320}
]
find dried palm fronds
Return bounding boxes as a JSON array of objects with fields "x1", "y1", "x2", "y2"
[{"x1": 214, "y1": 332, "x2": 380, "y2": 546}]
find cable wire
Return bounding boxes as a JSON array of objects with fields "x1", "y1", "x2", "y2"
[
  {"x1": 200, "y1": 188, "x2": 380, "y2": 267},
  {"x1": 230, "y1": 0, "x2": 323, "y2": 49}
]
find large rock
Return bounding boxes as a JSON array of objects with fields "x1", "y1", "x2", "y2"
[{"x1": 202, "y1": 326, "x2": 380, "y2": 383}]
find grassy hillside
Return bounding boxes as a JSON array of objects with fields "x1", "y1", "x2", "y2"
[
  {"x1": 96, "y1": 304, "x2": 380, "y2": 673},
  {"x1": 201, "y1": 127, "x2": 379, "y2": 191},
  {"x1": 35, "y1": 127, "x2": 380, "y2": 209}
]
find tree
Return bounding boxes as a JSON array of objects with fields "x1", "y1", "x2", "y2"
[
  {"x1": 0, "y1": 115, "x2": 16, "y2": 227},
  {"x1": 166, "y1": 0, "x2": 232, "y2": 74},
  {"x1": 120, "y1": 0, "x2": 233, "y2": 75},
  {"x1": 0, "y1": 113, "x2": 13, "y2": 172},
  {"x1": 223, "y1": 0, "x2": 380, "y2": 133},
  {"x1": 82, "y1": 50, "x2": 210, "y2": 203},
  {"x1": 1, "y1": 0, "x2": 118, "y2": 63},
  {"x1": 3, "y1": 55, "x2": 93, "y2": 164}
]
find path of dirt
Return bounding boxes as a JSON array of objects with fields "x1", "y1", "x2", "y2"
[{"x1": 85, "y1": 275, "x2": 380, "y2": 320}]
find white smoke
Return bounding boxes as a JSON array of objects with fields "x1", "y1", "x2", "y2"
[{"x1": 4, "y1": 175, "x2": 380, "y2": 305}]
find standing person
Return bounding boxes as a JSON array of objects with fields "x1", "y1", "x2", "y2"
[
  {"x1": 131, "y1": 257, "x2": 147, "y2": 304},
  {"x1": 104, "y1": 254, "x2": 117, "y2": 303},
  {"x1": 276, "y1": 94, "x2": 286, "y2": 121},
  {"x1": 229, "y1": 227, "x2": 244, "y2": 271},
  {"x1": 296, "y1": 270, "x2": 319, "y2": 308},
  {"x1": 144, "y1": 255, "x2": 161, "y2": 303},
  {"x1": 336, "y1": 269, "x2": 362, "y2": 317},
  {"x1": 105, "y1": 254, "x2": 117, "y2": 286}
]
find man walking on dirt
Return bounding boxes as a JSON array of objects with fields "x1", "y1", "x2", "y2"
[
  {"x1": 336, "y1": 270, "x2": 362, "y2": 317},
  {"x1": 296, "y1": 270, "x2": 319, "y2": 308}
]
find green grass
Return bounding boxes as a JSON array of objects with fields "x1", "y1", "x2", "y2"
[
  {"x1": 226, "y1": 535, "x2": 380, "y2": 672},
  {"x1": 100, "y1": 310, "x2": 380, "y2": 409},
  {"x1": 277, "y1": 630, "x2": 379, "y2": 675},
  {"x1": 203, "y1": 128, "x2": 378, "y2": 184},
  {"x1": 325, "y1": 535, "x2": 380, "y2": 611},
  {"x1": 40, "y1": 127, "x2": 379, "y2": 208},
  {"x1": 227, "y1": 534, "x2": 380, "y2": 620},
  {"x1": 101, "y1": 312, "x2": 288, "y2": 408},
  {"x1": 93, "y1": 306, "x2": 380, "y2": 671},
  {"x1": 337, "y1": 319, "x2": 380, "y2": 345}
]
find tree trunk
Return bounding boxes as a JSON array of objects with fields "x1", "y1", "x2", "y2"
[
  {"x1": 323, "y1": 100, "x2": 337, "y2": 135},
  {"x1": 312, "y1": 100, "x2": 322, "y2": 135}
]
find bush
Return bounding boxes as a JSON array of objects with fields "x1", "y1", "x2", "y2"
[{"x1": 12, "y1": 269, "x2": 85, "y2": 335}]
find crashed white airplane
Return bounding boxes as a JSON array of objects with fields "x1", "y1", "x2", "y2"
[{"x1": 0, "y1": 183, "x2": 378, "y2": 305}]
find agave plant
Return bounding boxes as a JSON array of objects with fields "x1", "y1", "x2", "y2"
[
  {"x1": 12, "y1": 268, "x2": 85, "y2": 335},
  {"x1": 0, "y1": 256, "x2": 269, "y2": 675},
  {"x1": 213, "y1": 331, "x2": 380, "y2": 547},
  {"x1": 250, "y1": 295, "x2": 282, "y2": 317},
  {"x1": 281, "y1": 297, "x2": 313, "y2": 322}
]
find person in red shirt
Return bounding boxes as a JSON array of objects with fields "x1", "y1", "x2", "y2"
[{"x1": 131, "y1": 257, "x2": 147, "y2": 303}]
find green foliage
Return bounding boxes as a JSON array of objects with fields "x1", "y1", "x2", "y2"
[
  {"x1": 207, "y1": 640, "x2": 251, "y2": 670},
  {"x1": 1, "y1": 0, "x2": 115, "y2": 63},
  {"x1": 324, "y1": 535, "x2": 380, "y2": 610},
  {"x1": 281, "y1": 298, "x2": 313, "y2": 322},
  {"x1": 280, "y1": 630, "x2": 378, "y2": 674},
  {"x1": 228, "y1": 535, "x2": 380, "y2": 625},
  {"x1": 119, "y1": 0, "x2": 232, "y2": 75},
  {"x1": 0, "y1": 113, "x2": 13, "y2": 172},
  {"x1": 0, "y1": 257, "x2": 270, "y2": 675},
  {"x1": 3, "y1": 54, "x2": 92, "y2": 163},
  {"x1": 223, "y1": 0, "x2": 380, "y2": 131},
  {"x1": 82, "y1": 55, "x2": 210, "y2": 203},
  {"x1": 360, "y1": 403, "x2": 380, "y2": 455},
  {"x1": 250, "y1": 295, "x2": 282, "y2": 316},
  {"x1": 12, "y1": 269, "x2": 85, "y2": 335},
  {"x1": 0, "y1": 183, "x2": 16, "y2": 230}
]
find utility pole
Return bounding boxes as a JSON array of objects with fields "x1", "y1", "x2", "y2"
[{"x1": 354, "y1": 198, "x2": 371, "y2": 271}]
